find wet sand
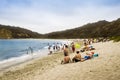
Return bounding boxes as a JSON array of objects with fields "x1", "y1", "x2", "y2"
[{"x1": 0, "y1": 41, "x2": 120, "y2": 80}]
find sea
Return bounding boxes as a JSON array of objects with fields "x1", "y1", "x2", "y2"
[{"x1": 0, "y1": 39, "x2": 71, "y2": 70}]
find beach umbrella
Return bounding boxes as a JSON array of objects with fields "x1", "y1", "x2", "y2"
[{"x1": 75, "y1": 43, "x2": 81, "y2": 49}]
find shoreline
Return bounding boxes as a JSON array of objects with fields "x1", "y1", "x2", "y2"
[
  {"x1": 0, "y1": 48, "x2": 65, "y2": 74},
  {"x1": 0, "y1": 41, "x2": 120, "y2": 80},
  {"x1": 0, "y1": 50, "x2": 47, "y2": 71},
  {"x1": 0, "y1": 39, "x2": 73, "y2": 72},
  {"x1": 0, "y1": 51, "x2": 67, "y2": 79},
  {"x1": 0, "y1": 39, "x2": 79, "y2": 78}
]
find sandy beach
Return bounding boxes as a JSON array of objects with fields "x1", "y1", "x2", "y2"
[{"x1": 0, "y1": 41, "x2": 120, "y2": 80}]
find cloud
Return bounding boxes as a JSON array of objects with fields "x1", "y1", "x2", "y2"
[{"x1": 0, "y1": 0, "x2": 120, "y2": 34}]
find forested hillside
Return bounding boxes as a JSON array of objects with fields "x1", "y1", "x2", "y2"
[
  {"x1": 44, "y1": 18, "x2": 120, "y2": 39},
  {"x1": 0, "y1": 25, "x2": 43, "y2": 39},
  {"x1": 0, "y1": 18, "x2": 120, "y2": 39}
]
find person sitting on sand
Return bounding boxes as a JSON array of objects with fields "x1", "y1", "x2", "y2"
[
  {"x1": 72, "y1": 51, "x2": 81, "y2": 62},
  {"x1": 89, "y1": 45, "x2": 95, "y2": 50},
  {"x1": 61, "y1": 56, "x2": 71, "y2": 64},
  {"x1": 83, "y1": 43, "x2": 90, "y2": 51},
  {"x1": 61, "y1": 45, "x2": 71, "y2": 64},
  {"x1": 84, "y1": 52, "x2": 94, "y2": 60},
  {"x1": 72, "y1": 51, "x2": 85, "y2": 62},
  {"x1": 82, "y1": 43, "x2": 95, "y2": 51}
]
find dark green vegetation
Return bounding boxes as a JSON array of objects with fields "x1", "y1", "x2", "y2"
[
  {"x1": 44, "y1": 18, "x2": 120, "y2": 39},
  {"x1": 110, "y1": 36, "x2": 120, "y2": 42},
  {"x1": 0, "y1": 25, "x2": 43, "y2": 39},
  {"x1": 0, "y1": 18, "x2": 120, "y2": 40}
]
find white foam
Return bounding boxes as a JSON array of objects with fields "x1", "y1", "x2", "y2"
[
  {"x1": 0, "y1": 39, "x2": 68, "y2": 70},
  {"x1": 44, "y1": 46, "x2": 49, "y2": 49},
  {"x1": 0, "y1": 54, "x2": 31, "y2": 64},
  {"x1": 0, "y1": 49, "x2": 49, "y2": 70}
]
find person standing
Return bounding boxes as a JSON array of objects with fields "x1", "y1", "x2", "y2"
[{"x1": 71, "y1": 42, "x2": 75, "y2": 53}]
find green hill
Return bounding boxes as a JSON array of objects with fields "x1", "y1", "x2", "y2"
[
  {"x1": 0, "y1": 25, "x2": 43, "y2": 39},
  {"x1": 0, "y1": 18, "x2": 120, "y2": 39},
  {"x1": 44, "y1": 18, "x2": 120, "y2": 39}
]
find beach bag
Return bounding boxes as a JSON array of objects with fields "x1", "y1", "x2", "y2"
[{"x1": 93, "y1": 54, "x2": 99, "y2": 57}]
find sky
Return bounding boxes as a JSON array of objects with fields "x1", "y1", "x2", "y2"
[{"x1": 0, "y1": 0, "x2": 120, "y2": 34}]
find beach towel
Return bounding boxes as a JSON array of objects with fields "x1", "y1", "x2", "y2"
[{"x1": 84, "y1": 56, "x2": 90, "y2": 60}]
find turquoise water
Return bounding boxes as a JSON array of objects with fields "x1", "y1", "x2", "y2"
[{"x1": 0, "y1": 39, "x2": 64, "y2": 61}]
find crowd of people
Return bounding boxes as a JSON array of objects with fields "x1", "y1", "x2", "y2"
[
  {"x1": 48, "y1": 43, "x2": 64, "y2": 55},
  {"x1": 61, "y1": 39, "x2": 99, "y2": 64},
  {"x1": 46, "y1": 39, "x2": 99, "y2": 64}
]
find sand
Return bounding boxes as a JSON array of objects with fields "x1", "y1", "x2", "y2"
[{"x1": 0, "y1": 41, "x2": 120, "y2": 80}]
